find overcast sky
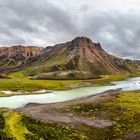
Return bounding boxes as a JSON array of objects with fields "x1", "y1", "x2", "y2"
[{"x1": 0, "y1": 0, "x2": 140, "y2": 59}]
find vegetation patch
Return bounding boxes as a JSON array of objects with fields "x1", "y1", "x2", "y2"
[
  {"x1": 3, "y1": 110, "x2": 30, "y2": 140},
  {"x1": 22, "y1": 115, "x2": 87, "y2": 140},
  {"x1": 0, "y1": 71, "x2": 139, "y2": 93},
  {"x1": 0, "y1": 108, "x2": 88, "y2": 140},
  {"x1": 0, "y1": 90, "x2": 140, "y2": 139},
  {"x1": 66, "y1": 91, "x2": 140, "y2": 139}
]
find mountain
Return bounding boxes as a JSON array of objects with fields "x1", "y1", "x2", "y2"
[
  {"x1": 0, "y1": 37, "x2": 139, "y2": 79},
  {"x1": 0, "y1": 45, "x2": 44, "y2": 72},
  {"x1": 23, "y1": 37, "x2": 140, "y2": 80}
]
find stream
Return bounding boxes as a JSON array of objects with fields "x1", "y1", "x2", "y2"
[{"x1": 0, "y1": 77, "x2": 140, "y2": 109}]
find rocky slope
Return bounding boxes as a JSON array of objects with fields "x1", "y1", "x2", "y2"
[
  {"x1": 25, "y1": 37, "x2": 140, "y2": 79},
  {"x1": 0, "y1": 37, "x2": 139, "y2": 79},
  {"x1": 0, "y1": 45, "x2": 44, "y2": 71}
]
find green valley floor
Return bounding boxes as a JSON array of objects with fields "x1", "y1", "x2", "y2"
[{"x1": 0, "y1": 71, "x2": 140, "y2": 95}]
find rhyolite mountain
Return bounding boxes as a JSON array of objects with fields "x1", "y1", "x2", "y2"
[
  {"x1": 0, "y1": 45, "x2": 44, "y2": 72},
  {"x1": 0, "y1": 37, "x2": 139, "y2": 79},
  {"x1": 24, "y1": 37, "x2": 140, "y2": 79}
]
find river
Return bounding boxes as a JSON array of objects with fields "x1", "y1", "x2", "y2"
[{"x1": 0, "y1": 77, "x2": 140, "y2": 109}]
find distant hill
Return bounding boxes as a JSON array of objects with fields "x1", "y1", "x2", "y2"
[
  {"x1": 0, "y1": 45, "x2": 44, "y2": 72},
  {"x1": 0, "y1": 37, "x2": 139, "y2": 79}
]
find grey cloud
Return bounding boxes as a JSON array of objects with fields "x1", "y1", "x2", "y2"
[
  {"x1": 80, "y1": 11, "x2": 140, "y2": 59},
  {"x1": 0, "y1": 0, "x2": 140, "y2": 59},
  {"x1": 0, "y1": 0, "x2": 77, "y2": 45}
]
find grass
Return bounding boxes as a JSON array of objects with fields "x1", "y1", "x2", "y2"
[
  {"x1": 0, "y1": 71, "x2": 139, "y2": 95},
  {"x1": 105, "y1": 91, "x2": 140, "y2": 138},
  {"x1": 0, "y1": 90, "x2": 140, "y2": 139},
  {"x1": 87, "y1": 73, "x2": 140, "y2": 85},
  {"x1": 1, "y1": 109, "x2": 30, "y2": 140},
  {"x1": 67, "y1": 90, "x2": 140, "y2": 139},
  {"x1": 0, "y1": 72, "x2": 79, "y2": 91},
  {"x1": 0, "y1": 109, "x2": 87, "y2": 140},
  {"x1": 109, "y1": 91, "x2": 140, "y2": 113},
  {"x1": 22, "y1": 115, "x2": 87, "y2": 140}
]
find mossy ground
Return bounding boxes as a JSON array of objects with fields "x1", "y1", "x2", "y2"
[
  {"x1": 0, "y1": 90, "x2": 140, "y2": 140},
  {"x1": 0, "y1": 71, "x2": 80, "y2": 92},
  {"x1": 67, "y1": 91, "x2": 140, "y2": 139},
  {"x1": 0, "y1": 71, "x2": 140, "y2": 138},
  {"x1": 0, "y1": 109, "x2": 88, "y2": 140},
  {"x1": 0, "y1": 108, "x2": 30, "y2": 140},
  {"x1": 0, "y1": 71, "x2": 140, "y2": 94},
  {"x1": 3, "y1": 110, "x2": 30, "y2": 140}
]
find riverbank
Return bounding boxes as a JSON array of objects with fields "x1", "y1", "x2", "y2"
[
  {"x1": 0, "y1": 89, "x2": 140, "y2": 139},
  {"x1": 0, "y1": 76, "x2": 140, "y2": 109},
  {"x1": 0, "y1": 89, "x2": 52, "y2": 97},
  {"x1": 17, "y1": 89, "x2": 140, "y2": 140},
  {"x1": 0, "y1": 71, "x2": 140, "y2": 93},
  {"x1": 0, "y1": 73, "x2": 140, "y2": 139}
]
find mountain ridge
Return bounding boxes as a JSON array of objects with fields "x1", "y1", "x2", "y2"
[
  {"x1": 25, "y1": 37, "x2": 140, "y2": 79},
  {"x1": 0, "y1": 45, "x2": 44, "y2": 72},
  {"x1": 0, "y1": 37, "x2": 139, "y2": 79}
]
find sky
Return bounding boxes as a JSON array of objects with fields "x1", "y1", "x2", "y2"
[{"x1": 0, "y1": 0, "x2": 140, "y2": 59}]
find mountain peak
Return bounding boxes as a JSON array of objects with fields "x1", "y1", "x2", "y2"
[
  {"x1": 68, "y1": 37, "x2": 92, "y2": 50},
  {"x1": 69, "y1": 36, "x2": 102, "y2": 50},
  {"x1": 72, "y1": 36, "x2": 92, "y2": 43}
]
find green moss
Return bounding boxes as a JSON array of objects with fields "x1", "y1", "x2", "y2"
[
  {"x1": 3, "y1": 110, "x2": 30, "y2": 140},
  {"x1": 0, "y1": 109, "x2": 88, "y2": 140},
  {"x1": 0, "y1": 112, "x2": 11, "y2": 140},
  {"x1": 104, "y1": 91, "x2": 140, "y2": 138},
  {"x1": 22, "y1": 115, "x2": 87, "y2": 140},
  {"x1": 66, "y1": 91, "x2": 140, "y2": 139},
  {"x1": 0, "y1": 72, "x2": 80, "y2": 91},
  {"x1": 0, "y1": 90, "x2": 140, "y2": 139},
  {"x1": 0, "y1": 71, "x2": 140, "y2": 94}
]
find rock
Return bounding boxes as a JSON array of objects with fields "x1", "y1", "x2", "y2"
[
  {"x1": 0, "y1": 74, "x2": 9, "y2": 79},
  {"x1": 124, "y1": 132, "x2": 140, "y2": 140}
]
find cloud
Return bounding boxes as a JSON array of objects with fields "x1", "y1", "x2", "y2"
[
  {"x1": 0, "y1": 0, "x2": 140, "y2": 59},
  {"x1": 80, "y1": 10, "x2": 140, "y2": 59},
  {"x1": 0, "y1": 0, "x2": 78, "y2": 45}
]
